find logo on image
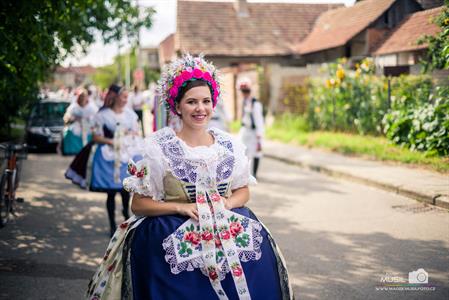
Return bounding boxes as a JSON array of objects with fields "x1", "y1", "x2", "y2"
[{"x1": 408, "y1": 268, "x2": 428, "y2": 284}]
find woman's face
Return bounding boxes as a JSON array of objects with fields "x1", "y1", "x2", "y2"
[
  {"x1": 77, "y1": 93, "x2": 88, "y2": 107},
  {"x1": 117, "y1": 90, "x2": 128, "y2": 108},
  {"x1": 176, "y1": 85, "x2": 213, "y2": 130}
]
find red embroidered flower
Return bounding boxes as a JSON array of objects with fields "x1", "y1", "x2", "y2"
[
  {"x1": 214, "y1": 235, "x2": 222, "y2": 247},
  {"x1": 232, "y1": 265, "x2": 243, "y2": 277},
  {"x1": 181, "y1": 70, "x2": 193, "y2": 81},
  {"x1": 107, "y1": 261, "x2": 116, "y2": 272},
  {"x1": 120, "y1": 222, "x2": 129, "y2": 229},
  {"x1": 136, "y1": 170, "x2": 145, "y2": 178},
  {"x1": 210, "y1": 193, "x2": 221, "y2": 202},
  {"x1": 192, "y1": 68, "x2": 203, "y2": 79},
  {"x1": 196, "y1": 194, "x2": 206, "y2": 204},
  {"x1": 184, "y1": 232, "x2": 201, "y2": 246},
  {"x1": 208, "y1": 268, "x2": 218, "y2": 281},
  {"x1": 220, "y1": 229, "x2": 231, "y2": 240},
  {"x1": 201, "y1": 230, "x2": 213, "y2": 241},
  {"x1": 128, "y1": 164, "x2": 137, "y2": 175},
  {"x1": 103, "y1": 249, "x2": 111, "y2": 260},
  {"x1": 229, "y1": 222, "x2": 243, "y2": 237}
]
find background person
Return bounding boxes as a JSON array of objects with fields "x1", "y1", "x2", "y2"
[
  {"x1": 61, "y1": 89, "x2": 97, "y2": 155},
  {"x1": 238, "y1": 78, "x2": 265, "y2": 179}
]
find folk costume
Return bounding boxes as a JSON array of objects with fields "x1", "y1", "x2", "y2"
[
  {"x1": 238, "y1": 79, "x2": 264, "y2": 178},
  {"x1": 86, "y1": 55, "x2": 293, "y2": 300},
  {"x1": 62, "y1": 101, "x2": 98, "y2": 155}
]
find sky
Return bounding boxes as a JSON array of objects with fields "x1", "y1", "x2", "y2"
[{"x1": 62, "y1": 0, "x2": 356, "y2": 67}]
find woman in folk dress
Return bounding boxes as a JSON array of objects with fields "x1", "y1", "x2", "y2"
[
  {"x1": 87, "y1": 55, "x2": 293, "y2": 300},
  {"x1": 62, "y1": 89, "x2": 97, "y2": 155}
]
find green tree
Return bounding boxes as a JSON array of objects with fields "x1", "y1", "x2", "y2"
[
  {"x1": 420, "y1": 1, "x2": 449, "y2": 71},
  {"x1": 0, "y1": 0, "x2": 154, "y2": 138},
  {"x1": 91, "y1": 48, "x2": 160, "y2": 89}
]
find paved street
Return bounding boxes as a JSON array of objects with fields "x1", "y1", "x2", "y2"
[{"x1": 0, "y1": 153, "x2": 448, "y2": 299}]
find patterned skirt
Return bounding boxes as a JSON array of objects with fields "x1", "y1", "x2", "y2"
[{"x1": 86, "y1": 208, "x2": 293, "y2": 300}]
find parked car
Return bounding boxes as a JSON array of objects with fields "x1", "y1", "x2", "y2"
[{"x1": 25, "y1": 98, "x2": 70, "y2": 151}]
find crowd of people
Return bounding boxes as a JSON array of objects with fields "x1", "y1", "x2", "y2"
[{"x1": 59, "y1": 54, "x2": 285, "y2": 299}]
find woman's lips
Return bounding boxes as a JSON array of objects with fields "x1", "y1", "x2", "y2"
[{"x1": 192, "y1": 114, "x2": 207, "y2": 121}]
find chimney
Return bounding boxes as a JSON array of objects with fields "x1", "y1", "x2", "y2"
[{"x1": 234, "y1": 0, "x2": 249, "y2": 17}]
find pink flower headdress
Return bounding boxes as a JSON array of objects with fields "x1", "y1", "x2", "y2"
[{"x1": 157, "y1": 54, "x2": 221, "y2": 115}]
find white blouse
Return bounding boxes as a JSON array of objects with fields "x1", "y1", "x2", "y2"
[{"x1": 124, "y1": 127, "x2": 255, "y2": 201}]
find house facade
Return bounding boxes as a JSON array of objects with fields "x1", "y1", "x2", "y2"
[
  {"x1": 160, "y1": 0, "x2": 341, "y2": 119},
  {"x1": 372, "y1": 6, "x2": 446, "y2": 78},
  {"x1": 296, "y1": 0, "x2": 423, "y2": 65}
]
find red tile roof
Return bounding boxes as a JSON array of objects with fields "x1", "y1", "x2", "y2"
[
  {"x1": 176, "y1": 0, "x2": 341, "y2": 57},
  {"x1": 373, "y1": 6, "x2": 444, "y2": 55},
  {"x1": 56, "y1": 65, "x2": 96, "y2": 74},
  {"x1": 159, "y1": 33, "x2": 176, "y2": 65},
  {"x1": 297, "y1": 0, "x2": 396, "y2": 55}
]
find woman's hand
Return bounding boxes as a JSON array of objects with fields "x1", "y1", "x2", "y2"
[
  {"x1": 221, "y1": 196, "x2": 232, "y2": 210},
  {"x1": 176, "y1": 203, "x2": 199, "y2": 221}
]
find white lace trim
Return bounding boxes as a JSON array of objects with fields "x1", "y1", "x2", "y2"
[{"x1": 162, "y1": 211, "x2": 263, "y2": 279}]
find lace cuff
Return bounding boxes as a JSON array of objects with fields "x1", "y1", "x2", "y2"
[{"x1": 123, "y1": 158, "x2": 163, "y2": 200}]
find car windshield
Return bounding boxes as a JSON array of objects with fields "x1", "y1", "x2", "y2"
[{"x1": 29, "y1": 101, "x2": 69, "y2": 126}]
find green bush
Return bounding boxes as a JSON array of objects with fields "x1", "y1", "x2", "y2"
[{"x1": 383, "y1": 86, "x2": 449, "y2": 156}]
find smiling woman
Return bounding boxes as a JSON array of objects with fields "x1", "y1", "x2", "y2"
[{"x1": 86, "y1": 54, "x2": 293, "y2": 300}]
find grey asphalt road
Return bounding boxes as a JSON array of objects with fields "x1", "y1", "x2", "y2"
[{"x1": 0, "y1": 154, "x2": 448, "y2": 300}]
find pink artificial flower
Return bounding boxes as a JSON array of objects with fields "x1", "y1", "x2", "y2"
[
  {"x1": 192, "y1": 68, "x2": 203, "y2": 79},
  {"x1": 211, "y1": 81, "x2": 217, "y2": 90},
  {"x1": 203, "y1": 72, "x2": 212, "y2": 82},
  {"x1": 174, "y1": 76, "x2": 183, "y2": 87},
  {"x1": 169, "y1": 86, "x2": 178, "y2": 98},
  {"x1": 229, "y1": 222, "x2": 243, "y2": 237},
  {"x1": 181, "y1": 70, "x2": 193, "y2": 81}
]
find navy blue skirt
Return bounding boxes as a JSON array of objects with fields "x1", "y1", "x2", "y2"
[{"x1": 130, "y1": 207, "x2": 283, "y2": 300}]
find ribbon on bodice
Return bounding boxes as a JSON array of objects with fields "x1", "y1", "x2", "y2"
[{"x1": 162, "y1": 143, "x2": 262, "y2": 300}]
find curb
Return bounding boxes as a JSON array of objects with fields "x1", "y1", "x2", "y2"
[{"x1": 265, "y1": 153, "x2": 449, "y2": 211}]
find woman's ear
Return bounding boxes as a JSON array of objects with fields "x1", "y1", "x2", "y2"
[{"x1": 175, "y1": 102, "x2": 181, "y2": 116}]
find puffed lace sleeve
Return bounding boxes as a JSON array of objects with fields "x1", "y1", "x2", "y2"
[
  {"x1": 230, "y1": 138, "x2": 257, "y2": 190},
  {"x1": 123, "y1": 135, "x2": 165, "y2": 201},
  {"x1": 92, "y1": 111, "x2": 105, "y2": 136}
]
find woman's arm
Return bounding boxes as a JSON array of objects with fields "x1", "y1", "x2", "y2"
[
  {"x1": 92, "y1": 133, "x2": 113, "y2": 145},
  {"x1": 131, "y1": 193, "x2": 199, "y2": 221},
  {"x1": 223, "y1": 186, "x2": 250, "y2": 209}
]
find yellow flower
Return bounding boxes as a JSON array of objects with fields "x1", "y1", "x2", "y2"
[
  {"x1": 325, "y1": 79, "x2": 332, "y2": 88},
  {"x1": 336, "y1": 67, "x2": 345, "y2": 80},
  {"x1": 444, "y1": 18, "x2": 449, "y2": 26},
  {"x1": 355, "y1": 69, "x2": 362, "y2": 78},
  {"x1": 314, "y1": 106, "x2": 321, "y2": 113}
]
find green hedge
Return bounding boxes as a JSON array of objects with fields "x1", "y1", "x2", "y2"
[{"x1": 304, "y1": 58, "x2": 448, "y2": 156}]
